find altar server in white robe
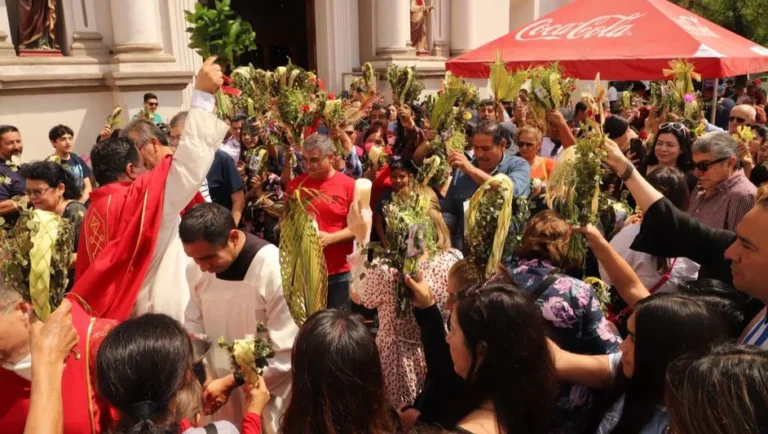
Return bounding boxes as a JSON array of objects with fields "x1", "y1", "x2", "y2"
[{"x1": 180, "y1": 202, "x2": 298, "y2": 434}]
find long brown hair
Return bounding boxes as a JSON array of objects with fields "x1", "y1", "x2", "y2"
[
  {"x1": 281, "y1": 310, "x2": 394, "y2": 434},
  {"x1": 411, "y1": 184, "x2": 451, "y2": 252},
  {"x1": 666, "y1": 344, "x2": 768, "y2": 434}
]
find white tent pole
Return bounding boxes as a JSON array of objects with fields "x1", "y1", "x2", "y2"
[{"x1": 710, "y1": 77, "x2": 719, "y2": 124}]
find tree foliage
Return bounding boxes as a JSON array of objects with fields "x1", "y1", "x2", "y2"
[
  {"x1": 671, "y1": 0, "x2": 768, "y2": 47},
  {"x1": 185, "y1": 0, "x2": 257, "y2": 66}
]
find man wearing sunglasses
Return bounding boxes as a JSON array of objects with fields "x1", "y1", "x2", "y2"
[
  {"x1": 132, "y1": 92, "x2": 163, "y2": 124},
  {"x1": 704, "y1": 104, "x2": 756, "y2": 135},
  {"x1": 688, "y1": 132, "x2": 756, "y2": 231}
]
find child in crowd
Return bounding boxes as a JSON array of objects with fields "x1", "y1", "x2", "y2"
[{"x1": 373, "y1": 158, "x2": 417, "y2": 246}]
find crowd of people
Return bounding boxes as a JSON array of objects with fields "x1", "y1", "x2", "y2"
[{"x1": 1, "y1": 57, "x2": 768, "y2": 434}]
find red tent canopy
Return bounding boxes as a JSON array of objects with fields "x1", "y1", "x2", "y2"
[{"x1": 446, "y1": 0, "x2": 768, "y2": 80}]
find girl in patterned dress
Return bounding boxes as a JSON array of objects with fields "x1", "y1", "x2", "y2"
[{"x1": 351, "y1": 186, "x2": 461, "y2": 409}]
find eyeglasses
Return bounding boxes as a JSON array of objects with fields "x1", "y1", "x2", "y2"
[
  {"x1": 693, "y1": 156, "x2": 729, "y2": 172},
  {"x1": 25, "y1": 187, "x2": 52, "y2": 197},
  {"x1": 517, "y1": 141, "x2": 537, "y2": 148},
  {"x1": 729, "y1": 116, "x2": 746, "y2": 124}
]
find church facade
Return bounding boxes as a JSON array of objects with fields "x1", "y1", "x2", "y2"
[{"x1": 0, "y1": 0, "x2": 570, "y2": 160}]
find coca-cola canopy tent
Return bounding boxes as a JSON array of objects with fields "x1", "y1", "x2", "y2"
[{"x1": 445, "y1": 0, "x2": 768, "y2": 80}]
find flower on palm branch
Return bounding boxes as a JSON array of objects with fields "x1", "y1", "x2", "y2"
[
  {"x1": 217, "y1": 323, "x2": 275, "y2": 386},
  {"x1": 529, "y1": 63, "x2": 577, "y2": 113},
  {"x1": 380, "y1": 188, "x2": 437, "y2": 318}
]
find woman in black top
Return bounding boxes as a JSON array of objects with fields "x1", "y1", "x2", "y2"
[
  {"x1": 21, "y1": 161, "x2": 86, "y2": 289},
  {"x1": 641, "y1": 122, "x2": 697, "y2": 192},
  {"x1": 446, "y1": 282, "x2": 557, "y2": 434}
]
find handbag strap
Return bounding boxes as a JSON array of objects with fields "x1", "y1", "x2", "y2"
[
  {"x1": 203, "y1": 423, "x2": 219, "y2": 434},
  {"x1": 531, "y1": 274, "x2": 561, "y2": 301},
  {"x1": 649, "y1": 258, "x2": 678, "y2": 294}
]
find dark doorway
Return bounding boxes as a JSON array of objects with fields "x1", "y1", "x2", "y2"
[{"x1": 229, "y1": 0, "x2": 316, "y2": 71}]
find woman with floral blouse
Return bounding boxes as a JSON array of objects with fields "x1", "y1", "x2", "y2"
[{"x1": 506, "y1": 210, "x2": 621, "y2": 433}]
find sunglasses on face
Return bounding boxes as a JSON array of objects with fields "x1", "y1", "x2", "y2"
[
  {"x1": 344, "y1": 130, "x2": 355, "y2": 136},
  {"x1": 693, "y1": 156, "x2": 729, "y2": 172},
  {"x1": 729, "y1": 116, "x2": 746, "y2": 123},
  {"x1": 518, "y1": 141, "x2": 537, "y2": 148}
]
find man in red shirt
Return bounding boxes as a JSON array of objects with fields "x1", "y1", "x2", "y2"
[{"x1": 286, "y1": 134, "x2": 355, "y2": 311}]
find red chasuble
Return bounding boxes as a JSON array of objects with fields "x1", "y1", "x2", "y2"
[
  {"x1": 72, "y1": 156, "x2": 172, "y2": 321},
  {"x1": 181, "y1": 191, "x2": 206, "y2": 217},
  {"x1": 0, "y1": 300, "x2": 116, "y2": 434}
]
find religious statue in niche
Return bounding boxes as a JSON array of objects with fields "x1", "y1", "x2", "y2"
[
  {"x1": 410, "y1": 0, "x2": 433, "y2": 55},
  {"x1": 18, "y1": 0, "x2": 61, "y2": 55}
]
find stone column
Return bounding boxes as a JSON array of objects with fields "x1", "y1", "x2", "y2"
[
  {"x1": 110, "y1": 0, "x2": 171, "y2": 62},
  {"x1": 451, "y1": 0, "x2": 510, "y2": 56},
  {"x1": 0, "y1": 0, "x2": 16, "y2": 57},
  {"x1": 316, "y1": 0, "x2": 360, "y2": 93},
  {"x1": 376, "y1": 0, "x2": 413, "y2": 57},
  {"x1": 166, "y1": 0, "x2": 202, "y2": 108},
  {"x1": 509, "y1": 0, "x2": 540, "y2": 31},
  {"x1": 430, "y1": 0, "x2": 450, "y2": 57},
  {"x1": 66, "y1": 0, "x2": 109, "y2": 57}
]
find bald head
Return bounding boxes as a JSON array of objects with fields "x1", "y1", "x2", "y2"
[{"x1": 729, "y1": 105, "x2": 757, "y2": 134}]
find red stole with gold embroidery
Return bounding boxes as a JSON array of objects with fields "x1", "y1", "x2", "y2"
[{"x1": 72, "y1": 156, "x2": 172, "y2": 321}]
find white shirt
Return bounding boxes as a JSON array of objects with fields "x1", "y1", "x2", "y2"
[
  {"x1": 540, "y1": 137, "x2": 564, "y2": 160},
  {"x1": 185, "y1": 242, "x2": 298, "y2": 434},
  {"x1": 221, "y1": 137, "x2": 242, "y2": 165},
  {"x1": 599, "y1": 224, "x2": 700, "y2": 294},
  {"x1": 130, "y1": 91, "x2": 229, "y2": 321},
  {"x1": 200, "y1": 178, "x2": 212, "y2": 202},
  {"x1": 607, "y1": 86, "x2": 618, "y2": 102}
]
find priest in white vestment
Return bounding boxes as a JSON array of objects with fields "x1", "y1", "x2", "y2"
[
  {"x1": 73, "y1": 58, "x2": 230, "y2": 322},
  {"x1": 181, "y1": 202, "x2": 298, "y2": 434}
]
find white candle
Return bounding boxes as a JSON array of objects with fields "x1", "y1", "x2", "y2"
[{"x1": 354, "y1": 178, "x2": 372, "y2": 210}]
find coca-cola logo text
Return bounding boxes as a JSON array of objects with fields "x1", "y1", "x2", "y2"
[
  {"x1": 516, "y1": 13, "x2": 646, "y2": 41},
  {"x1": 674, "y1": 16, "x2": 720, "y2": 39}
]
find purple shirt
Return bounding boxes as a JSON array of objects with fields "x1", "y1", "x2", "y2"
[{"x1": 687, "y1": 169, "x2": 756, "y2": 231}]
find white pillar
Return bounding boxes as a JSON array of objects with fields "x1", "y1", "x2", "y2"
[
  {"x1": 110, "y1": 0, "x2": 164, "y2": 60},
  {"x1": 63, "y1": 0, "x2": 109, "y2": 57},
  {"x1": 431, "y1": 0, "x2": 450, "y2": 57},
  {"x1": 376, "y1": 0, "x2": 413, "y2": 57},
  {"x1": 509, "y1": 0, "x2": 540, "y2": 31},
  {"x1": 0, "y1": 0, "x2": 15, "y2": 56},
  {"x1": 166, "y1": 0, "x2": 202, "y2": 108},
  {"x1": 316, "y1": 0, "x2": 360, "y2": 93},
  {"x1": 451, "y1": 0, "x2": 510, "y2": 56}
]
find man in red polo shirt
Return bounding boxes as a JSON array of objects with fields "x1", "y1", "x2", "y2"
[{"x1": 286, "y1": 134, "x2": 355, "y2": 311}]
